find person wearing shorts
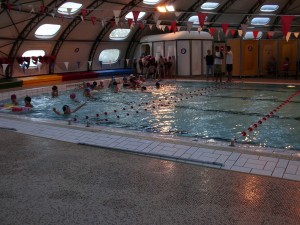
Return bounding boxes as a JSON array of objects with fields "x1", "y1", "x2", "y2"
[
  {"x1": 225, "y1": 46, "x2": 233, "y2": 82},
  {"x1": 214, "y1": 46, "x2": 223, "y2": 83}
]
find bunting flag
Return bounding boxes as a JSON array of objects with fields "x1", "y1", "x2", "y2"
[
  {"x1": 286, "y1": 32, "x2": 292, "y2": 42},
  {"x1": 281, "y1": 16, "x2": 294, "y2": 37},
  {"x1": 110, "y1": 20, "x2": 116, "y2": 27},
  {"x1": 113, "y1": 10, "x2": 121, "y2": 18},
  {"x1": 91, "y1": 16, "x2": 96, "y2": 25},
  {"x1": 174, "y1": 12, "x2": 182, "y2": 18},
  {"x1": 67, "y1": 8, "x2": 72, "y2": 15},
  {"x1": 126, "y1": 59, "x2": 130, "y2": 66},
  {"x1": 156, "y1": 20, "x2": 162, "y2": 27},
  {"x1": 186, "y1": 21, "x2": 193, "y2": 32},
  {"x1": 64, "y1": 62, "x2": 69, "y2": 71},
  {"x1": 153, "y1": 12, "x2": 160, "y2": 22},
  {"x1": 160, "y1": 25, "x2": 166, "y2": 31},
  {"x1": 222, "y1": 23, "x2": 229, "y2": 35},
  {"x1": 177, "y1": 26, "x2": 181, "y2": 32},
  {"x1": 81, "y1": 9, "x2": 87, "y2": 19},
  {"x1": 2, "y1": 64, "x2": 8, "y2": 75},
  {"x1": 30, "y1": 6, "x2": 35, "y2": 13},
  {"x1": 294, "y1": 32, "x2": 299, "y2": 38},
  {"x1": 209, "y1": 28, "x2": 216, "y2": 37},
  {"x1": 101, "y1": 18, "x2": 107, "y2": 27},
  {"x1": 128, "y1": 18, "x2": 133, "y2": 28},
  {"x1": 132, "y1": 11, "x2": 140, "y2": 23},
  {"x1": 51, "y1": 12, "x2": 55, "y2": 18},
  {"x1": 230, "y1": 29, "x2": 236, "y2": 37},
  {"x1": 241, "y1": 24, "x2": 248, "y2": 36},
  {"x1": 253, "y1": 30, "x2": 259, "y2": 39},
  {"x1": 139, "y1": 22, "x2": 144, "y2": 29},
  {"x1": 149, "y1": 24, "x2": 153, "y2": 30},
  {"x1": 7, "y1": 4, "x2": 12, "y2": 12},
  {"x1": 80, "y1": 16, "x2": 84, "y2": 21},
  {"x1": 77, "y1": 61, "x2": 80, "y2": 69},
  {"x1": 238, "y1": 29, "x2": 243, "y2": 37},
  {"x1": 37, "y1": 63, "x2": 42, "y2": 71},
  {"x1": 171, "y1": 21, "x2": 177, "y2": 33},
  {"x1": 267, "y1": 31, "x2": 275, "y2": 39},
  {"x1": 88, "y1": 61, "x2": 92, "y2": 69},
  {"x1": 197, "y1": 27, "x2": 202, "y2": 33},
  {"x1": 40, "y1": 5, "x2": 46, "y2": 14},
  {"x1": 197, "y1": 13, "x2": 207, "y2": 27}
]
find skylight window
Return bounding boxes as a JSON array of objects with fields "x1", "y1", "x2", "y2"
[
  {"x1": 143, "y1": 0, "x2": 161, "y2": 5},
  {"x1": 260, "y1": 5, "x2": 279, "y2": 12},
  {"x1": 35, "y1": 24, "x2": 61, "y2": 39},
  {"x1": 243, "y1": 31, "x2": 263, "y2": 40},
  {"x1": 57, "y1": 2, "x2": 82, "y2": 15},
  {"x1": 109, "y1": 29, "x2": 131, "y2": 40},
  {"x1": 201, "y1": 2, "x2": 220, "y2": 10},
  {"x1": 21, "y1": 50, "x2": 45, "y2": 68},
  {"x1": 125, "y1": 12, "x2": 146, "y2": 21},
  {"x1": 251, "y1": 17, "x2": 270, "y2": 25},
  {"x1": 99, "y1": 49, "x2": 120, "y2": 64},
  {"x1": 188, "y1": 15, "x2": 208, "y2": 25}
]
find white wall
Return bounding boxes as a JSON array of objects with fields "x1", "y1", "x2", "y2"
[
  {"x1": 191, "y1": 41, "x2": 202, "y2": 75},
  {"x1": 177, "y1": 41, "x2": 190, "y2": 76}
]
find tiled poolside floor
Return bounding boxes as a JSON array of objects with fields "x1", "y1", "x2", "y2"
[{"x1": 0, "y1": 114, "x2": 299, "y2": 182}]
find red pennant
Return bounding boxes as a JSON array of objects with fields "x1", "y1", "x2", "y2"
[
  {"x1": 171, "y1": 21, "x2": 177, "y2": 33},
  {"x1": 110, "y1": 20, "x2": 116, "y2": 27},
  {"x1": 222, "y1": 23, "x2": 229, "y2": 34},
  {"x1": 209, "y1": 28, "x2": 216, "y2": 37},
  {"x1": 197, "y1": 13, "x2": 207, "y2": 27},
  {"x1": 81, "y1": 9, "x2": 87, "y2": 18},
  {"x1": 40, "y1": 5, "x2": 46, "y2": 13},
  {"x1": 267, "y1": 31, "x2": 274, "y2": 39},
  {"x1": 132, "y1": 11, "x2": 140, "y2": 23},
  {"x1": 230, "y1": 29, "x2": 236, "y2": 37},
  {"x1": 91, "y1": 16, "x2": 96, "y2": 25},
  {"x1": 253, "y1": 30, "x2": 259, "y2": 39},
  {"x1": 281, "y1": 16, "x2": 294, "y2": 37},
  {"x1": 139, "y1": 22, "x2": 144, "y2": 29},
  {"x1": 32, "y1": 56, "x2": 38, "y2": 65},
  {"x1": 128, "y1": 18, "x2": 133, "y2": 28},
  {"x1": 16, "y1": 57, "x2": 24, "y2": 64},
  {"x1": 7, "y1": 4, "x2": 12, "y2": 12}
]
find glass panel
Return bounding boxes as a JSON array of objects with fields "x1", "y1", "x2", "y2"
[
  {"x1": 260, "y1": 5, "x2": 279, "y2": 12},
  {"x1": 35, "y1": 24, "x2": 61, "y2": 39},
  {"x1": 251, "y1": 17, "x2": 270, "y2": 25},
  {"x1": 109, "y1": 29, "x2": 131, "y2": 40},
  {"x1": 58, "y1": 2, "x2": 82, "y2": 15},
  {"x1": 201, "y1": 2, "x2": 220, "y2": 10},
  {"x1": 99, "y1": 49, "x2": 120, "y2": 64}
]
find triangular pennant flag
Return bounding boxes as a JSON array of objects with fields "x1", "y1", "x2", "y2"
[
  {"x1": 171, "y1": 21, "x2": 177, "y2": 33},
  {"x1": 91, "y1": 16, "x2": 96, "y2": 25},
  {"x1": 37, "y1": 63, "x2": 42, "y2": 71},
  {"x1": 153, "y1": 12, "x2": 160, "y2": 22},
  {"x1": 197, "y1": 27, "x2": 202, "y2": 33},
  {"x1": 161, "y1": 25, "x2": 166, "y2": 31},
  {"x1": 7, "y1": 4, "x2": 12, "y2": 12},
  {"x1": 139, "y1": 22, "x2": 144, "y2": 29},
  {"x1": 51, "y1": 12, "x2": 55, "y2": 18},
  {"x1": 113, "y1": 10, "x2": 121, "y2": 18},
  {"x1": 286, "y1": 32, "x2": 291, "y2": 42},
  {"x1": 132, "y1": 11, "x2": 140, "y2": 23},
  {"x1": 40, "y1": 5, "x2": 46, "y2": 14},
  {"x1": 126, "y1": 59, "x2": 130, "y2": 66},
  {"x1": 64, "y1": 62, "x2": 69, "y2": 71},
  {"x1": 80, "y1": 15, "x2": 84, "y2": 21},
  {"x1": 238, "y1": 29, "x2": 243, "y2": 37},
  {"x1": 149, "y1": 24, "x2": 153, "y2": 30},
  {"x1": 222, "y1": 23, "x2": 229, "y2": 35},
  {"x1": 197, "y1": 13, "x2": 207, "y2": 27},
  {"x1": 281, "y1": 16, "x2": 294, "y2": 37},
  {"x1": 186, "y1": 21, "x2": 193, "y2": 32},
  {"x1": 174, "y1": 12, "x2": 182, "y2": 17},
  {"x1": 253, "y1": 30, "x2": 259, "y2": 39},
  {"x1": 156, "y1": 20, "x2": 162, "y2": 27},
  {"x1": 127, "y1": 18, "x2": 133, "y2": 28},
  {"x1": 267, "y1": 31, "x2": 275, "y2": 39},
  {"x1": 88, "y1": 61, "x2": 92, "y2": 69},
  {"x1": 230, "y1": 29, "x2": 236, "y2": 37},
  {"x1": 209, "y1": 28, "x2": 216, "y2": 37},
  {"x1": 294, "y1": 32, "x2": 299, "y2": 38},
  {"x1": 241, "y1": 24, "x2": 248, "y2": 36},
  {"x1": 177, "y1": 26, "x2": 181, "y2": 32},
  {"x1": 102, "y1": 18, "x2": 107, "y2": 27},
  {"x1": 2, "y1": 64, "x2": 8, "y2": 75}
]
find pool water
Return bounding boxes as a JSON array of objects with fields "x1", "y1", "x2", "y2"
[{"x1": 1, "y1": 81, "x2": 299, "y2": 150}]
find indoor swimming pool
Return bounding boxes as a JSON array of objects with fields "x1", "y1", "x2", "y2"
[{"x1": 1, "y1": 81, "x2": 299, "y2": 150}]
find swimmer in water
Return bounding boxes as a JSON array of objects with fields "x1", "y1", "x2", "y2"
[{"x1": 53, "y1": 102, "x2": 86, "y2": 115}]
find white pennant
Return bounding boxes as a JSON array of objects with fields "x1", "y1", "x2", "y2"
[
  {"x1": 177, "y1": 26, "x2": 181, "y2": 31},
  {"x1": 64, "y1": 62, "x2": 69, "y2": 71},
  {"x1": 186, "y1": 22, "x2": 193, "y2": 32},
  {"x1": 88, "y1": 61, "x2": 92, "y2": 69},
  {"x1": 161, "y1": 25, "x2": 166, "y2": 31},
  {"x1": 197, "y1": 27, "x2": 202, "y2": 33},
  {"x1": 156, "y1": 20, "x2": 162, "y2": 27},
  {"x1": 174, "y1": 12, "x2": 182, "y2": 17},
  {"x1": 30, "y1": 6, "x2": 35, "y2": 13},
  {"x1": 286, "y1": 32, "x2": 291, "y2": 42},
  {"x1": 149, "y1": 24, "x2": 153, "y2": 30},
  {"x1": 2, "y1": 64, "x2": 8, "y2": 75},
  {"x1": 113, "y1": 10, "x2": 121, "y2": 18},
  {"x1": 238, "y1": 29, "x2": 243, "y2": 37},
  {"x1": 80, "y1": 16, "x2": 84, "y2": 21},
  {"x1": 294, "y1": 32, "x2": 299, "y2": 38},
  {"x1": 37, "y1": 63, "x2": 42, "y2": 71},
  {"x1": 126, "y1": 59, "x2": 130, "y2": 65},
  {"x1": 51, "y1": 12, "x2": 55, "y2": 18},
  {"x1": 67, "y1": 8, "x2": 72, "y2": 15},
  {"x1": 115, "y1": 18, "x2": 120, "y2": 26}
]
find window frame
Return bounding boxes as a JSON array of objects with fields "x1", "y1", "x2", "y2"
[
  {"x1": 109, "y1": 29, "x2": 131, "y2": 41},
  {"x1": 35, "y1": 24, "x2": 61, "y2": 39},
  {"x1": 99, "y1": 49, "x2": 121, "y2": 64}
]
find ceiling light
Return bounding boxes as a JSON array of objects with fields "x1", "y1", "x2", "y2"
[
  {"x1": 166, "y1": 5, "x2": 175, "y2": 12},
  {"x1": 157, "y1": 6, "x2": 167, "y2": 13}
]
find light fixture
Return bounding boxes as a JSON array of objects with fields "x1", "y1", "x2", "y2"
[{"x1": 157, "y1": 4, "x2": 175, "y2": 12}]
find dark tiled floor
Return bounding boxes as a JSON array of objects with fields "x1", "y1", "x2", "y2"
[{"x1": 0, "y1": 130, "x2": 300, "y2": 225}]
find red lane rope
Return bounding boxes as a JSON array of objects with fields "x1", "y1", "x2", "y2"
[{"x1": 238, "y1": 89, "x2": 300, "y2": 138}]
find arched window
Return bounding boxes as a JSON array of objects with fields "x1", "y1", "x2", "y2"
[
  {"x1": 109, "y1": 29, "x2": 131, "y2": 40},
  {"x1": 99, "y1": 49, "x2": 120, "y2": 64},
  {"x1": 35, "y1": 24, "x2": 61, "y2": 39}
]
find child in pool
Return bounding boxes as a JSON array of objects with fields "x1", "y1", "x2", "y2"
[
  {"x1": 51, "y1": 85, "x2": 58, "y2": 97},
  {"x1": 70, "y1": 93, "x2": 80, "y2": 102},
  {"x1": 53, "y1": 102, "x2": 86, "y2": 115},
  {"x1": 83, "y1": 88, "x2": 93, "y2": 97},
  {"x1": 10, "y1": 94, "x2": 19, "y2": 105},
  {"x1": 24, "y1": 96, "x2": 33, "y2": 108}
]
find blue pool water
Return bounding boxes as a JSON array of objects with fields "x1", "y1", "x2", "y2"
[{"x1": 1, "y1": 81, "x2": 300, "y2": 150}]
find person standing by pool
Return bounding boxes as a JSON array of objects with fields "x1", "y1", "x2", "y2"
[
  {"x1": 225, "y1": 46, "x2": 233, "y2": 83},
  {"x1": 214, "y1": 46, "x2": 223, "y2": 83},
  {"x1": 205, "y1": 49, "x2": 214, "y2": 81},
  {"x1": 53, "y1": 102, "x2": 86, "y2": 115}
]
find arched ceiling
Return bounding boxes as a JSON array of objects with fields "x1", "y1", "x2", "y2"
[{"x1": 1, "y1": 0, "x2": 300, "y2": 75}]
